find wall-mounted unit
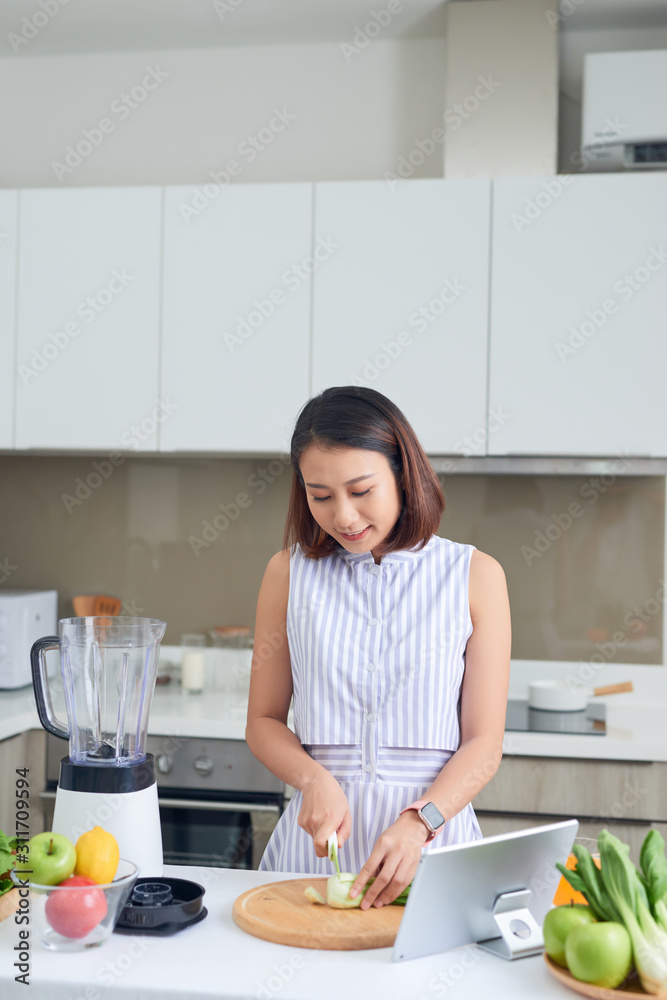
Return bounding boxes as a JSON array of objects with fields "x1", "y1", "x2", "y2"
[{"x1": 582, "y1": 50, "x2": 667, "y2": 171}]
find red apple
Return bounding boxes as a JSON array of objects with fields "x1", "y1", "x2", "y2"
[{"x1": 45, "y1": 876, "x2": 108, "y2": 938}]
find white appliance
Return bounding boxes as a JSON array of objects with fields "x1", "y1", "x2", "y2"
[
  {"x1": 581, "y1": 50, "x2": 667, "y2": 171},
  {"x1": 0, "y1": 589, "x2": 57, "y2": 689},
  {"x1": 32, "y1": 617, "x2": 166, "y2": 877}
]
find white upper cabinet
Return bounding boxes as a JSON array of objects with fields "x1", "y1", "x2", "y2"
[
  {"x1": 160, "y1": 183, "x2": 312, "y2": 453},
  {"x1": 16, "y1": 188, "x2": 162, "y2": 451},
  {"x1": 489, "y1": 173, "x2": 667, "y2": 457},
  {"x1": 0, "y1": 192, "x2": 18, "y2": 449},
  {"x1": 311, "y1": 179, "x2": 491, "y2": 455}
]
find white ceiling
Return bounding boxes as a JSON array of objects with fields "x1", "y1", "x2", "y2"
[{"x1": 1, "y1": 0, "x2": 667, "y2": 57}]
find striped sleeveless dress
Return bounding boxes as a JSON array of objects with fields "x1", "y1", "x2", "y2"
[{"x1": 259, "y1": 534, "x2": 482, "y2": 875}]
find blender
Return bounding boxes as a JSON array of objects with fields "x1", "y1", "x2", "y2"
[{"x1": 31, "y1": 616, "x2": 167, "y2": 877}]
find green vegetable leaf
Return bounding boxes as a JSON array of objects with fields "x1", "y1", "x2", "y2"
[
  {"x1": 555, "y1": 862, "x2": 607, "y2": 921},
  {"x1": 597, "y1": 830, "x2": 639, "y2": 926},
  {"x1": 640, "y1": 830, "x2": 667, "y2": 911},
  {"x1": 0, "y1": 831, "x2": 17, "y2": 895},
  {"x1": 573, "y1": 844, "x2": 619, "y2": 922}
]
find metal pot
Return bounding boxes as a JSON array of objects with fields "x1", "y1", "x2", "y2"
[{"x1": 528, "y1": 679, "x2": 633, "y2": 712}]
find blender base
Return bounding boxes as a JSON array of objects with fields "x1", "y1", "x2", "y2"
[{"x1": 53, "y1": 776, "x2": 163, "y2": 878}]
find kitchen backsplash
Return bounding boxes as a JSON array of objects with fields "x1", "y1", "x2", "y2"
[{"x1": 0, "y1": 456, "x2": 663, "y2": 663}]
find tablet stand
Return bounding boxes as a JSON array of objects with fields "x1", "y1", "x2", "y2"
[{"x1": 477, "y1": 889, "x2": 545, "y2": 960}]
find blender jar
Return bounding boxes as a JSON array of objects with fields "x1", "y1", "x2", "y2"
[{"x1": 31, "y1": 616, "x2": 166, "y2": 765}]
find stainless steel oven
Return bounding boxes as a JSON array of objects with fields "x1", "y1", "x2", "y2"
[{"x1": 43, "y1": 732, "x2": 284, "y2": 870}]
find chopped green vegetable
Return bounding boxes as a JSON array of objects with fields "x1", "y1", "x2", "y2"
[
  {"x1": 327, "y1": 873, "x2": 365, "y2": 909},
  {"x1": 0, "y1": 831, "x2": 18, "y2": 898},
  {"x1": 305, "y1": 886, "x2": 326, "y2": 904},
  {"x1": 305, "y1": 873, "x2": 411, "y2": 909}
]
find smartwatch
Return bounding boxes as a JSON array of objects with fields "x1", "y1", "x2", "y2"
[{"x1": 400, "y1": 799, "x2": 446, "y2": 843}]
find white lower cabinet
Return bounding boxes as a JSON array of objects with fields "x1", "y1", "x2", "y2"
[
  {"x1": 311, "y1": 179, "x2": 491, "y2": 456},
  {"x1": 15, "y1": 188, "x2": 162, "y2": 451},
  {"x1": 0, "y1": 192, "x2": 17, "y2": 449},
  {"x1": 160, "y1": 183, "x2": 313, "y2": 454},
  {"x1": 489, "y1": 173, "x2": 667, "y2": 457},
  {"x1": 0, "y1": 730, "x2": 46, "y2": 835}
]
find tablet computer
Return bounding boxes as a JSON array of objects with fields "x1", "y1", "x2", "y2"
[{"x1": 392, "y1": 818, "x2": 578, "y2": 962}]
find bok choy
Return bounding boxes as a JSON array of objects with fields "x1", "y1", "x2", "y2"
[
  {"x1": 640, "y1": 829, "x2": 667, "y2": 934},
  {"x1": 557, "y1": 829, "x2": 667, "y2": 995}
]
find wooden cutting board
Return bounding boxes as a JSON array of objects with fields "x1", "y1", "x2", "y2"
[{"x1": 233, "y1": 878, "x2": 403, "y2": 950}]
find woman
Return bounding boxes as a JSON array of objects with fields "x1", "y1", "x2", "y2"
[{"x1": 246, "y1": 386, "x2": 511, "y2": 909}]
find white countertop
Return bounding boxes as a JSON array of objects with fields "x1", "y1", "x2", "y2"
[
  {"x1": 1, "y1": 657, "x2": 666, "y2": 762},
  {"x1": 0, "y1": 865, "x2": 576, "y2": 1000}
]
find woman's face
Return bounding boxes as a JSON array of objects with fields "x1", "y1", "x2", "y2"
[{"x1": 299, "y1": 443, "x2": 402, "y2": 560}]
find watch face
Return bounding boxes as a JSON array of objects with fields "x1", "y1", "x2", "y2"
[{"x1": 420, "y1": 802, "x2": 445, "y2": 831}]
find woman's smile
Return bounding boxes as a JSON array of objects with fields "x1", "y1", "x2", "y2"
[{"x1": 338, "y1": 525, "x2": 371, "y2": 542}]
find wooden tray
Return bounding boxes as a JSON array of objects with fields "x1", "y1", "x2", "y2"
[
  {"x1": 232, "y1": 877, "x2": 403, "y2": 950},
  {"x1": 0, "y1": 889, "x2": 20, "y2": 924},
  {"x1": 544, "y1": 953, "x2": 654, "y2": 998}
]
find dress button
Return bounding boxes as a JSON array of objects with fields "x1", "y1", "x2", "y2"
[
  {"x1": 368, "y1": 618, "x2": 379, "y2": 627},
  {"x1": 366, "y1": 662, "x2": 375, "y2": 672},
  {"x1": 366, "y1": 712, "x2": 375, "y2": 722},
  {"x1": 364, "y1": 763, "x2": 372, "y2": 773},
  {"x1": 369, "y1": 566, "x2": 380, "y2": 576}
]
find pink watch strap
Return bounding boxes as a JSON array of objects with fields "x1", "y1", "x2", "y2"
[{"x1": 400, "y1": 800, "x2": 437, "y2": 843}]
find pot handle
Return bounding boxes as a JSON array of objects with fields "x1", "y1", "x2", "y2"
[
  {"x1": 592, "y1": 681, "x2": 634, "y2": 697},
  {"x1": 30, "y1": 636, "x2": 69, "y2": 741}
]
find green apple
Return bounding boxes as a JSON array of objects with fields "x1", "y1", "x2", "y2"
[
  {"x1": 543, "y1": 904, "x2": 597, "y2": 967},
  {"x1": 19, "y1": 833, "x2": 77, "y2": 886},
  {"x1": 565, "y1": 920, "x2": 632, "y2": 989}
]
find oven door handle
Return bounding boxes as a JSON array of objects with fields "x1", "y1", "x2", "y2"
[{"x1": 157, "y1": 797, "x2": 281, "y2": 814}]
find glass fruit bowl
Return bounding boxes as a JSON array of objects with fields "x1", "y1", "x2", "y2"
[{"x1": 11, "y1": 859, "x2": 138, "y2": 951}]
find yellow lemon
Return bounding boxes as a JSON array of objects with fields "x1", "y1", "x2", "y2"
[{"x1": 74, "y1": 826, "x2": 119, "y2": 884}]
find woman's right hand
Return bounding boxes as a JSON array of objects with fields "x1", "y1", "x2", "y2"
[{"x1": 297, "y1": 769, "x2": 352, "y2": 859}]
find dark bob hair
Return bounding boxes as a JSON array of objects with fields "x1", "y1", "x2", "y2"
[{"x1": 284, "y1": 386, "x2": 445, "y2": 559}]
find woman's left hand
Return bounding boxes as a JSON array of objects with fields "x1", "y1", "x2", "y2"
[{"x1": 349, "y1": 811, "x2": 430, "y2": 909}]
